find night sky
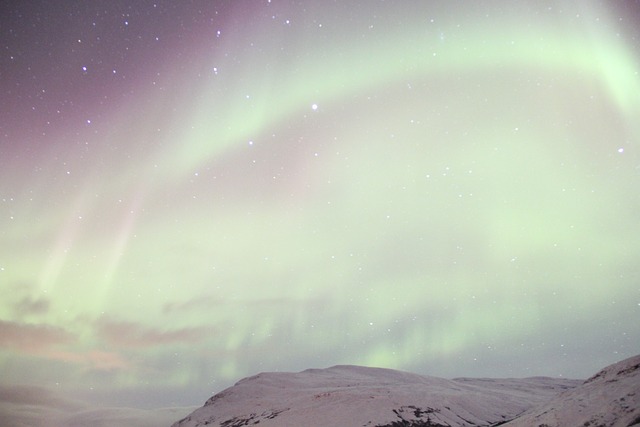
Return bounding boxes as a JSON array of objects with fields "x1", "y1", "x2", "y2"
[{"x1": 1, "y1": 0, "x2": 640, "y2": 417}]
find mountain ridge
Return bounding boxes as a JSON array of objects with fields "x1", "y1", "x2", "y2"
[
  {"x1": 502, "y1": 354, "x2": 640, "y2": 427},
  {"x1": 171, "y1": 354, "x2": 639, "y2": 427}
]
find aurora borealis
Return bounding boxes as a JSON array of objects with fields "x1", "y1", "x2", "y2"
[{"x1": 1, "y1": 0, "x2": 640, "y2": 423}]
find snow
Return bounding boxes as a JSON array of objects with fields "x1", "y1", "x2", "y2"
[
  {"x1": 172, "y1": 355, "x2": 640, "y2": 426},
  {"x1": 502, "y1": 354, "x2": 640, "y2": 427},
  {"x1": 171, "y1": 365, "x2": 579, "y2": 427}
]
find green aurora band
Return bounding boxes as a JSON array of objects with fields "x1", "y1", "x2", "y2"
[{"x1": 1, "y1": 0, "x2": 639, "y2": 407}]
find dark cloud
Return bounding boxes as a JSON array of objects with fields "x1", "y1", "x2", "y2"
[
  {"x1": 0, "y1": 320, "x2": 131, "y2": 371},
  {"x1": 162, "y1": 295, "x2": 226, "y2": 314},
  {"x1": 163, "y1": 293, "x2": 330, "y2": 314},
  {"x1": 0, "y1": 283, "x2": 51, "y2": 319},
  {"x1": 95, "y1": 319, "x2": 205, "y2": 348},
  {"x1": 47, "y1": 349, "x2": 132, "y2": 371},
  {"x1": 0, "y1": 320, "x2": 74, "y2": 352},
  {"x1": 14, "y1": 296, "x2": 50, "y2": 317}
]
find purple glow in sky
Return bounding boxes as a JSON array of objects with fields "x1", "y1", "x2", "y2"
[{"x1": 1, "y1": 1, "x2": 640, "y2": 425}]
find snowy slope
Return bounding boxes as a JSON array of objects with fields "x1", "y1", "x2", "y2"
[
  {"x1": 170, "y1": 365, "x2": 579, "y2": 427},
  {"x1": 503, "y1": 354, "x2": 640, "y2": 427}
]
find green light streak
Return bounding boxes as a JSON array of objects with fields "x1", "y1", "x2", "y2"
[{"x1": 152, "y1": 14, "x2": 639, "y2": 184}]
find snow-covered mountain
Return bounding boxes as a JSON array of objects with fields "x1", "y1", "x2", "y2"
[
  {"x1": 170, "y1": 365, "x2": 577, "y2": 427},
  {"x1": 502, "y1": 354, "x2": 640, "y2": 427},
  {"x1": 171, "y1": 355, "x2": 639, "y2": 427}
]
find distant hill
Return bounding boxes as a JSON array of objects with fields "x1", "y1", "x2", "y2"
[{"x1": 172, "y1": 354, "x2": 639, "y2": 427}]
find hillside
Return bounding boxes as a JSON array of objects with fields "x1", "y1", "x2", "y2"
[
  {"x1": 171, "y1": 355, "x2": 640, "y2": 427},
  {"x1": 503, "y1": 354, "x2": 640, "y2": 427},
  {"x1": 171, "y1": 365, "x2": 579, "y2": 426}
]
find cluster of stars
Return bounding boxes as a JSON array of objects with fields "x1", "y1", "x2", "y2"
[{"x1": 0, "y1": 1, "x2": 638, "y2": 420}]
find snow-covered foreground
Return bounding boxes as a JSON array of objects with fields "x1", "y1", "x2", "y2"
[{"x1": 172, "y1": 354, "x2": 640, "y2": 427}]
